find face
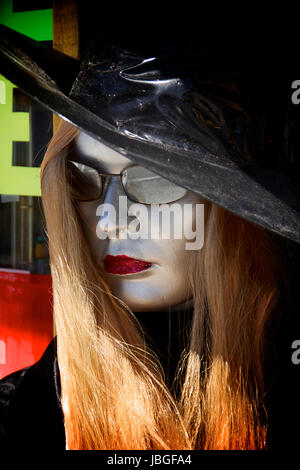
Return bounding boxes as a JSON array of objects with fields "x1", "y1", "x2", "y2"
[{"x1": 73, "y1": 131, "x2": 204, "y2": 312}]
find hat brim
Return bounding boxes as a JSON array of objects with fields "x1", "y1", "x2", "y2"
[{"x1": 1, "y1": 24, "x2": 299, "y2": 244}]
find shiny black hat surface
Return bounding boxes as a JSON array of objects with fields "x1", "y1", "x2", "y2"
[{"x1": 0, "y1": 23, "x2": 299, "y2": 242}]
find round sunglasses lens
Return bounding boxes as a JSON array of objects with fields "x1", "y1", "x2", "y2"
[
  {"x1": 122, "y1": 166, "x2": 187, "y2": 204},
  {"x1": 67, "y1": 161, "x2": 102, "y2": 201}
]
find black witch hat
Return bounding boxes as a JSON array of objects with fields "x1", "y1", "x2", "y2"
[{"x1": 0, "y1": 23, "x2": 299, "y2": 242}]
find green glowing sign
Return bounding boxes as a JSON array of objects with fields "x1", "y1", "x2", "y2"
[
  {"x1": 0, "y1": 75, "x2": 41, "y2": 195},
  {"x1": 0, "y1": 0, "x2": 52, "y2": 40},
  {"x1": 0, "y1": 0, "x2": 53, "y2": 196}
]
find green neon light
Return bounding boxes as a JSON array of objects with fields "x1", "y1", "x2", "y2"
[
  {"x1": 0, "y1": 75, "x2": 41, "y2": 196},
  {"x1": 0, "y1": 1, "x2": 53, "y2": 196},
  {"x1": 0, "y1": 0, "x2": 52, "y2": 41}
]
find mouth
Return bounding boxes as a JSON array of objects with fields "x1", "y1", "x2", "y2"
[{"x1": 103, "y1": 254, "x2": 153, "y2": 275}]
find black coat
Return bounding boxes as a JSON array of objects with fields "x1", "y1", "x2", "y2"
[{"x1": 0, "y1": 338, "x2": 65, "y2": 451}]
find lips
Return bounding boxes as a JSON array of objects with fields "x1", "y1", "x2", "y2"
[{"x1": 103, "y1": 254, "x2": 152, "y2": 275}]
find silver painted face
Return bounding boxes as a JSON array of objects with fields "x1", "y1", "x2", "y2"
[{"x1": 74, "y1": 131, "x2": 203, "y2": 312}]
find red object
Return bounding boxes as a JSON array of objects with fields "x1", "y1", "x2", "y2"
[
  {"x1": 0, "y1": 270, "x2": 53, "y2": 379},
  {"x1": 104, "y1": 254, "x2": 152, "y2": 275}
]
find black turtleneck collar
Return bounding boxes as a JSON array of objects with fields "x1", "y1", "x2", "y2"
[{"x1": 134, "y1": 307, "x2": 193, "y2": 392}]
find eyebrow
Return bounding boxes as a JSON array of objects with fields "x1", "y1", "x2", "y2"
[
  {"x1": 74, "y1": 135, "x2": 132, "y2": 173},
  {"x1": 73, "y1": 149, "x2": 134, "y2": 174}
]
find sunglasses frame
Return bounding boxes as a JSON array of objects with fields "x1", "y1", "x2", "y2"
[{"x1": 67, "y1": 160, "x2": 188, "y2": 205}]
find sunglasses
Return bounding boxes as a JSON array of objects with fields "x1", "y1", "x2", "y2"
[{"x1": 67, "y1": 160, "x2": 188, "y2": 204}]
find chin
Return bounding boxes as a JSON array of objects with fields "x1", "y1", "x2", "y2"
[
  {"x1": 106, "y1": 274, "x2": 191, "y2": 312},
  {"x1": 113, "y1": 290, "x2": 190, "y2": 313}
]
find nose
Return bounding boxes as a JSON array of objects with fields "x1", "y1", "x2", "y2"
[{"x1": 96, "y1": 176, "x2": 137, "y2": 238}]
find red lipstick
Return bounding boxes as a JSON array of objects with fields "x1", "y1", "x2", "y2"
[{"x1": 104, "y1": 254, "x2": 152, "y2": 275}]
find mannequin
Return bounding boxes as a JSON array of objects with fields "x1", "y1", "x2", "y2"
[
  {"x1": 0, "y1": 24, "x2": 299, "y2": 452},
  {"x1": 36, "y1": 119, "x2": 283, "y2": 450}
]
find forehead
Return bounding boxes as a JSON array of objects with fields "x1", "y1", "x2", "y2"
[{"x1": 74, "y1": 131, "x2": 132, "y2": 173}]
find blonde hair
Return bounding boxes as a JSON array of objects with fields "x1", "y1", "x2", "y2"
[{"x1": 41, "y1": 119, "x2": 281, "y2": 450}]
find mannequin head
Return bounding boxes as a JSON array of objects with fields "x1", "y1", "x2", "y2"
[
  {"x1": 73, "y1": 131, "x2": 203, "y2": 312},
  {"x1": 41, "y1": 119, "x2": 282, "y2": 451}
]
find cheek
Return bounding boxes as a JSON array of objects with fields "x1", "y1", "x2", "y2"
[
  {"x1": 77, "y1": 201, "x2": 100, "y2": 245},
  {"x1": 77, "y1": 201, "x2": 96, "y2": 228},
  {"x1": 158, "y1": 239, "x2": 192, "y2": 294}
]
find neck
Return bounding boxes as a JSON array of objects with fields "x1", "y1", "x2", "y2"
[{"x1": 134, "y1": 305, "x2": 194, "y2": 392}]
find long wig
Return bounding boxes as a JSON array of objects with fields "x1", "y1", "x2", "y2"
[{"x1": 41, "y1": 119, "x2": 282, "y2": 450}]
